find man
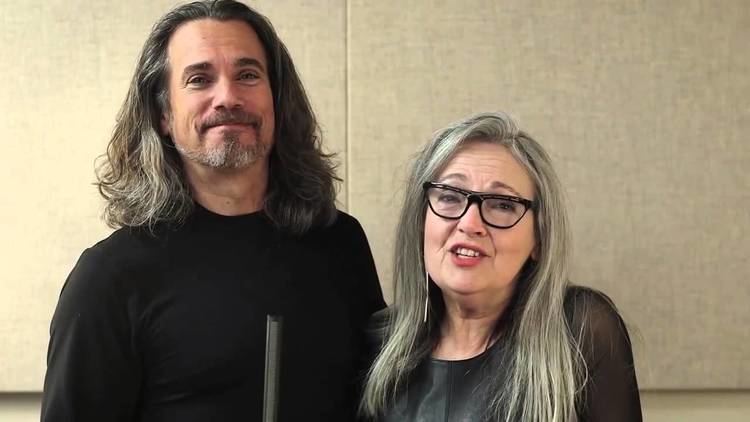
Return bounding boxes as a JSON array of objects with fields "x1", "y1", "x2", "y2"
[{"x1": 41, "y1": 1, "x2": 385, "y2": 421}]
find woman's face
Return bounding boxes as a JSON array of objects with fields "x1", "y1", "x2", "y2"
[{"x1": 424, "y1": 141, "x2": 537, "y2": 307}]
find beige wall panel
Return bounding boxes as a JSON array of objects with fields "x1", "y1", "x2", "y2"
[
  {"x1": 0, "y1": 0, "x2": 345, "y2": 391},
  {"x1": 642, "y1": 390, "x2": 750, "y2": 422},
  {"x1": 348, "y1": 0, "x2": 749, "y2": 389},
  {"x1": 0, "y1": 394, "x2": 42, "y2": 422}
]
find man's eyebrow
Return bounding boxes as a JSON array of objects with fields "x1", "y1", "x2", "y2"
[
  {"x1": 180, "y1": 58, "x2": 266, "y2": 82},
  {"x1": 235, "y1": 57, "x2": 266, "y2": 73},
  {"x1": 181, "y1": 62, "x2": 212, "y2": 82}
]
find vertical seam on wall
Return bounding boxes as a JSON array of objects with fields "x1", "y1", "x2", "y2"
[{"x1": 344, "y1": 0, "x2": 351, "y2": 212}]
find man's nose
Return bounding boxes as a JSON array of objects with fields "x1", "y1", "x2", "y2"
[{"x1": 213, "y1": 78, "x2": 243, "y2": 110}]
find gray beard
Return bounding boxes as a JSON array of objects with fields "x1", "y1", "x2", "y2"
[{"x1": 177, "y1": 132, "x2": 268, "y2": 169}]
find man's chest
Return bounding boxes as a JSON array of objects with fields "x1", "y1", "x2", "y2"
[{"x1": 132, "y1": 250, "x2": 360, "y2": 408}]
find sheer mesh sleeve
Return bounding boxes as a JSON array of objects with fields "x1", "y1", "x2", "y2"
[{"x1": 567, "y1": 287, "x2": 643, "y2": 422}]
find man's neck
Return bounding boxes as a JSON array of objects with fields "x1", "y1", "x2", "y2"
[{"x1": 184, "y1": 161, "x2": 269, "y2": 216}]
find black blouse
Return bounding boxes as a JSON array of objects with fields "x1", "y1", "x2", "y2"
[{"x1": 379, "y1": 287, "x2": 642, "y2": 422}]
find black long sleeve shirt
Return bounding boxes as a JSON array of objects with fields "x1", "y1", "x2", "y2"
[{"x1": 42, "y1": 206, "x2": 385, "y2": 422}]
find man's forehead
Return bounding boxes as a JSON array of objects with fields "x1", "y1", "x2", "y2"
[{"x1": 166, "y1": 19, "x2": 267, "y2": 69}]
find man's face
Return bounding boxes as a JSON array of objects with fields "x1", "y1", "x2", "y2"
[{"x1": 161, "y1": 19, "x2": 275, "y2": 170}]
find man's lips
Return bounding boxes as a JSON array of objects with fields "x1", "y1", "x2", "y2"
[
  {"x1": 206, "y1": 122, "x2": 253, "y2": 130},
  {"x1": 200, "y1": 122, "x2": 260, "y2": 137}
]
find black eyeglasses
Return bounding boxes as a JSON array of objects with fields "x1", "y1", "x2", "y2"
[{"x1": 423, "y1": 182, "x2": 535, "y2": 229}]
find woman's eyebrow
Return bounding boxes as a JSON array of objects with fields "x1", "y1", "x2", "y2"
[{"x1": 438, "y1": 173, "x2": 523, "y2": 197}]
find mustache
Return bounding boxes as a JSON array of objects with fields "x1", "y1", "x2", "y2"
[{"x1": 199, "y1": 110, "x2": 260, "y2": 133}]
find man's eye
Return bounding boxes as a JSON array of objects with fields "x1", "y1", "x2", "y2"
[
  {"x1": 186, "y1": 75, "x2": 209, "y2": 86},
  {"x1": 239, "y1": 72, "x2": 260, "y2": 81}
]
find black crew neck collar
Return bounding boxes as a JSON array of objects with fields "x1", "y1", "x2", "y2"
[{"x1": 192, "y1": 201, "x2": 267, "y2": 222}]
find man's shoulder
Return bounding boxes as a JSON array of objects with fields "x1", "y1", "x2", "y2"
[
  {"x1": 74, "y1": 225, "x2": 169, "y2": 280},
  {"x1": 296, "y1": 210, "x2": 365, "y2": 241},
  {"x1": 56, "y1": 227, "x2": 160, "y2": 314},
  {"x1": 321, "y1": 210, "x2": 367, "y2": 236},
  {"x1": 89, "y1": 225, "x2": 164, "y2": 258}
]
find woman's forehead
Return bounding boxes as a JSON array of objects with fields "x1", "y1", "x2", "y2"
[{"x1": 438, "y1": 142, "x2": 535, "y2": 198}]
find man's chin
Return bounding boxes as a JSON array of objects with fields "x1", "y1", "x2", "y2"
[
  {"x1": 178, "y1": 145, "x2": 266, "y2": 170},
  {"x1": 202, "y1": 130, "x2": 244, "y2": 143}
]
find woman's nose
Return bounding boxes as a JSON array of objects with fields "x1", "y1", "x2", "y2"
[{"x1": 457, "y1": 203, "x2": 487, "y2": 236}]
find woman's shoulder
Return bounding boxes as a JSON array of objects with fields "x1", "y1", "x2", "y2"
[
  {"x1": 564, "y1": 285, "x2": 621, "y2": 321},
  {"x1": 564, "y1": 285, "x2": 635, "y2": 366}
]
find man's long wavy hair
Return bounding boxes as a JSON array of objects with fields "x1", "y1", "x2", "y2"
[
  {"x1": 361, "y1": 112, "x2": 587, "y2": 421},
  {"x1": 96, "y1": 0, "x2": 338, "y2": 234}
]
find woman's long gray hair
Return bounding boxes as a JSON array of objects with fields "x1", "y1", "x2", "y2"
[
  {"x1": 96, "y1": 0, "x2": 338, "y2": 234},
  {"x1": 361, "y1": 112, "x2": 586, "y2": 421}
]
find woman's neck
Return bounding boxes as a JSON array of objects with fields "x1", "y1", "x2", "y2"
[{"x1": 431, "y1": 293, "x2": 513, "y2": 360}]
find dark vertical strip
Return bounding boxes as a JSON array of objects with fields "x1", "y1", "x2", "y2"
[{"x1": 263, "y1": 315, "x2": 283, "y2": 422}]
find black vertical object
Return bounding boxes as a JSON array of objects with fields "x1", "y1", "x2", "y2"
[{"x1": 263, "y1": 315, "x2": 283, "y2": 422}]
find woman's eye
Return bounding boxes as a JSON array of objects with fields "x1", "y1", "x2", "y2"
[
  {"x1": 437, "y1": 193, "x2": 461, "y2": 203},
  {"x1": 488, "y1": 200, "x2": 517, "y2": 212}
]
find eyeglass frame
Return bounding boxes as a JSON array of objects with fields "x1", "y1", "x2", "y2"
[{"x1": 422, "y1": 181, "x2": 536, "y2": 229}]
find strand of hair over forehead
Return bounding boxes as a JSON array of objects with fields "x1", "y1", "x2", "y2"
[{"x1": 361, "y1": 111, "x2": 586, "y2": 422}]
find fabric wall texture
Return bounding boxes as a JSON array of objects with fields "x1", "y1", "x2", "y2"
[
  {"x1": 1, "y1": 0, "x2": 747, "y2": 394},
  {"x1": 347, "y1": 0, "x2": 750, "y2": 390}
]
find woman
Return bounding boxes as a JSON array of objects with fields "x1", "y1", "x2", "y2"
[{"x1": 361, "y1": 112, "x2": 642, "y2": 421}]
